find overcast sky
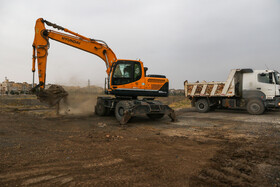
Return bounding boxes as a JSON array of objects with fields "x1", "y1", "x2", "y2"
[{"x1": 0, "y1": 0, "x2": 279, "y2": 89}]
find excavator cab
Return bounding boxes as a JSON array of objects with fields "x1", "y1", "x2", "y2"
[
  {"x1": 109, "y1": 59, "x2": 169, "y2": 97},
  {"x1": 111, "y1": 60, "x2": 142, "y2": 85}
]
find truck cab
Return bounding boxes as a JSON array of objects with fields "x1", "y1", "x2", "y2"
[{"x1": 242, "y1": 70, "x2": 280, "y2": 108}]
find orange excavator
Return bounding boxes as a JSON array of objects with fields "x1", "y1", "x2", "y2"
[{"x1": 32, "y1": 18, "x2": 175, "y2": 124}]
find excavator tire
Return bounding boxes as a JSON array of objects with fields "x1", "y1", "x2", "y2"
[
  {"x1": 115, "y1": 101, "x2": 132, "y2": 123},
  {"x1": 95, "y1": 98, "x2": 108, "y2": 116}
]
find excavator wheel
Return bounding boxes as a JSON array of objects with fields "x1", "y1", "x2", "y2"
[
  {"x1": 115, "y1": 101, "x2": 133, "y2": 124},
  {"x1": 95, "y1": 98, "x2": 108, "y2": 116}
]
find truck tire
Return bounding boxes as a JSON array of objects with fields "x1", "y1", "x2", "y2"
[
  {"x1": 147, "y1": 113, "x2": 164, "y2": 120},
  {"x1": 246, "y1": 99, "x2": 265, "y2": 115},
  {"x1": 195, "y1": 99, "x2": 210, "y2": 113},
  {"x1": 95, "y1": 99, "x2": 108, "y2": 116},
  {"x1": 115, "y1": 101, "x2": 131, "y2": 122}
]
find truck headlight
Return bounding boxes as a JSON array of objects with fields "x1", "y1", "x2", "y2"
[{"x1": 278, "y1": 102, "x2": 280, "y2": 106}]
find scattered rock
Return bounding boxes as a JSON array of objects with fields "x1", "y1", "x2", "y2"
[
  {"x1": 97, "y1": 123, "x2": 107, "y2": 127},
  {"x1": 15, "y1": 144, "x2": 22, "y2": 149}
]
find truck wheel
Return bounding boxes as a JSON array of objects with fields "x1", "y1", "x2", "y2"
[
  {"x1": 95, "y1": 99, "x2": 107, "y2": 116},
  {"x1": 147, "y1": 113, "x2": 164, "y2": 120},
  {"x1": 195, "y1": 99, "x2": 210, "y2": 113},
  {"x1": 115, "y1": 101, "x2": 131, "y2": 122},
  {"x1": 246, "y1": 99, "x2": 265, "y2": 115}
]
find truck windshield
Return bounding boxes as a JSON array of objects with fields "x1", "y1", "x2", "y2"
[{"x1": 274, "y1": 72, "x2": 280, "y2": 85}]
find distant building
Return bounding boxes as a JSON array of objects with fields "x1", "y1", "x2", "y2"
[
  {"x1": 0, "y1": 77, "x2": 32, "y2": 95},
  {"x1": 169, "y1": 89, "x2": 185, "y2": 96}
]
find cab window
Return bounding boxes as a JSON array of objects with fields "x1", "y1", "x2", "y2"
[
  {"x1": 274, "y1": 72, "x2": 280, "y2": 85},
  {"x1": 112, "y1": 61, "x2": 142, "y2": 85},
  {"x1": 134, "y1": 63, "x2": 141, "y2": 81},
  {"x1": 113, "y1": 63, "x2": 132, "y2": 79},
  {"x1": 258, "y1": 73, "x2": 274, "y2": 84}
]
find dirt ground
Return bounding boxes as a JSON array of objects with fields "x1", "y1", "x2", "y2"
[{"x1": 0, "y1": 95, "x2": 280, "y2": 186}]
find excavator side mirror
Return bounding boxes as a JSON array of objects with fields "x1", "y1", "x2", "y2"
[{"x1": 144, "y1": 67, "x2": 148, "y2": 76}]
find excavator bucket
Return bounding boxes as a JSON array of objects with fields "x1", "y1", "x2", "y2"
[{"x1": 32, "y1": 85, "x2": 68, "y2": 106}]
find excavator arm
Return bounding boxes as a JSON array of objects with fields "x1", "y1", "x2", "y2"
[{"x1": 32, "y1": 18, "x2": 117, "y2": 88}]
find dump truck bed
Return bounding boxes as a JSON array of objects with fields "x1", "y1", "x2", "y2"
[{"x1": 184, "y1": 69, "x2": 237, "y2": 97}]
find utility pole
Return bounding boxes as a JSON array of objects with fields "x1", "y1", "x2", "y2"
[{"x1": 88, "y1": 79, "x2": 90, "y2": 93}]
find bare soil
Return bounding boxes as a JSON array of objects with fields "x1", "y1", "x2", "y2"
[{"x1": 0, "y1": 95, "x2": 280, "y2": 186}]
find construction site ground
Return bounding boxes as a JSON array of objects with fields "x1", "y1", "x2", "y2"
[{"x1": 0, "y1": 95, "x2": 280, "y2": 186}]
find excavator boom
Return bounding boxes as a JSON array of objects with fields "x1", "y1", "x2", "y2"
[{"x1": 32, "y1": 18, "x2": 117, "y2": 88}]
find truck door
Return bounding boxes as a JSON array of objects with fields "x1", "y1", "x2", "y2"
[
  {"x1": 274, "y1": 72, "x2": 280, "y2": 96},
  {"x1": 256, "y1": 72, "x2": 276, "y2": 99}
]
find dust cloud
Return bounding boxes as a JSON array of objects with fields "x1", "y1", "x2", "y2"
[
  {"x1": 56, "y1": 84, "x2": 104, "y2": 115},
  {"x1": 59, "y1": 93, "x2": 98, "y2": 115}
]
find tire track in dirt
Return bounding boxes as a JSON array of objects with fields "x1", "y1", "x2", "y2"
[
  {"x1": 0, "y1": 157, "x2": 124, "y2": 186},
  {"x1": 189, "y1": 136, "x2": 280, "y2": 187}
]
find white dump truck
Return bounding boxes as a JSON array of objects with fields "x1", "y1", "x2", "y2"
[{"x1": 184, "y1": 69, "x2": 280, "y2": 114}]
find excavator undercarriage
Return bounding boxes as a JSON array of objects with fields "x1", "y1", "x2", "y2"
[{"x1": 95, "y1": 97, "x2": 176, "y2": 124}]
